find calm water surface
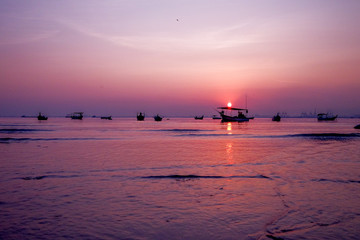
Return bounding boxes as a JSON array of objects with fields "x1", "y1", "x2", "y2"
[{"x1": 1, "y1": 117, "x2": 360, "y2": 240}]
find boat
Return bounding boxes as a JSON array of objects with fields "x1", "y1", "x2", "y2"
[
  {"x1": 70, "y1": 112, "x2": 83, "y2": 120},
  {"x1": 154, "y1": 114, "x2": 163, "y2": 121},
  {"x1": 317, "y1": 113, "x2": 337, "y2": 121},
  {"x1": 217, "y1": 106, "x2": 252, "y2": 122},
  {"x1": 194, "y1": 115, "x2": 204, "y2": 120},
  {"x1": 272, "y1": 113, "x2": 281, "y2": 122},
  {"x1": 100, "y1": 116, "x2": 112, "y2": 120},
  {"x1": 137, "y1": 112, "x2": 145, "y2": 121},
  {"x1": 212, "y1": 115, "x2": 221, "y2": 120},
  {"x1": 354, "y1": 124, "x2": 360, "y2": 129},
  {"x1": 37, "y1": 112, "x2": 48, "y2": 120}
]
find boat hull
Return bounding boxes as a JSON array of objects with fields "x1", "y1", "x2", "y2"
[
  {"x1": 219, "y1": 113, "x2": 249, "y2": 122},
  {"x1": 101, "y1": 116, "x2": 112, "y2": 120},
  {"x1": 69, "y1": 112, "x2": 84, "y2": 120},
  {"x1": 71, "y1": 116, "x2": 83, "y2": 120},
  {"x1": 154, "y1": 115, "x2": 163, "y2": 121},
  {"x1": 272, "y1": 116, "x2": 281, "y2": 122},
  {"x1": 137, "y1": 113, "x2": 145, "y2": 121},
  {"x1": 317, "y1": 115, "x2": 337, "y2": 121}
]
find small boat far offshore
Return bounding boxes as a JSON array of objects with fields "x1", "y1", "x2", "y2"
[
  {"x1": 100, "y1": 116, "x2": 112, "y2": 120},
  {"x1": 194, "y1": 115, "x2": 204, "y2": 120},
  {"x1": 37, "y1": 112, "x2": 48, "y2": 120},
  {"x1": 354, "y1": 124, "x2": 360, "y2": 129},
  {"x1": 154, "y1": 114, "x2": 163, "y2": 121},
  {"x1": 272, "y1": 113, "x2": 281, "y2": 122},
  {"x1": 137, "y1": 112, "x2": 145, "y2": 121},
  {"x1": 70, "y1": 112, "x2": 83, "y2": 120},
  {"x1": 317, "y1": 113, "x2": 337, "y2": 121},
  {"x1": 217, "y1": 106, "x2": 253, "y2": 122}
]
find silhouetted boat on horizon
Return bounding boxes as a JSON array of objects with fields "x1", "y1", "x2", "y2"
[
  {"x1": 100, "y1": 116, "x2": 112, "y2": 120},
  {"x1": 317, "y1": 113, "x2": 337, "y2": 121},
  {"x1": 354, "y1": 124, "x2": 360, "y2": 129},
  {"x1": 69, "y1": 112, "x2": 83, "y2": 120},
  {"x1": 272, "y1": 113, "x2": 281, "y2": 122},
  {"x1": 137, "y1": 112, "x2": 145, "y2": 121},
  {"x1": 217, "y1": 106, "x2": 253, "y2": 122},
  {"x1": 194, "y1": 115, "x2": 204, "y2": 120},
  {"x1": 37, "y1": 112, "x2": 48, "y2": 120},
  {"x1": 154, "y1": 114, "x2": 163, "y2": 121}
]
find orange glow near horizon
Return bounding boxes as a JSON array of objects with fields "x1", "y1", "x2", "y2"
[{"x1": 0, "y1": 1, "x2": 359, "y2": 116}]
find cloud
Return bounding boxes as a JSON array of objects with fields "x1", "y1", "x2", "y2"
[{"x1": 58, "y1": 19, "x2": 261, "y2": 52}]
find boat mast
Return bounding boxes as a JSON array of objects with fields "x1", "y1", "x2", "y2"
[{"x1": 245, "y1": 94, "x2": 247, "y2": 109}]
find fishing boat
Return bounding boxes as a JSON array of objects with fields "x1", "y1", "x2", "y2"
[
  {"x1": 70, "y1": 112, "x2": 83, "y2": 120},
  {"x1": 100, "y1": 116, "x2": 112, "y2": 120},
  {"x1": 354, "y1": 124, "x2": 360, "y2": 129},
  {"x1": 194, "y1": 115, "x2": 204, "y2": 120},
  {"x1": 137, "y1": 112, "x2": 145, "y2": 121},
  {"x1": 154, "y1": 114, "x2": 163, "y2": 121},
  {"x1": 37, "y1": 112, "x2": 48, "y2": 120},
  {"x1": 217, "y1": 106, "x2": 252, "y2": 122},
  {"x1": 272, "y1": 113, "x2": 281, "y2": 122},
  {"x1": 317, "y1": 113, "x2": 337, "y2": 121}
]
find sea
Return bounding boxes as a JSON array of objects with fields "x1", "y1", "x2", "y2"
[{"x1": 0, "y1": 117, "x2": 360, "y2": 240}]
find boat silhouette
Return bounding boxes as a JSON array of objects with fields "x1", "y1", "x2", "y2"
[
  {"x1": 154, "y1": 114, "x2": 163, "y2": 121},
  {"x1": 217, "y1": 106, "x2": 253, "y2": 122},
  {"x1": 137, "y1": 112, "x2": 145, "y2": 121},
  {"x1": 272, "y1": 113, "x2": 281, "y2": 122},
  {"x1": 69, "y1": 112, "x2": 83, "y2": 120},
  {"x1": 317, "y1": 113, "x2": 337, "y2": 121},
  {"x1": 37, "y1": 112, "x2": 48, "y2": 120},
  {"x1": 100, "y1": 116, "x2": 112, "y2": 120}
]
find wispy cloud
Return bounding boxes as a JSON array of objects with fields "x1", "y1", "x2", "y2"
[{"x1": 58, "y1": 19, "x2": 261, "y2": 52}]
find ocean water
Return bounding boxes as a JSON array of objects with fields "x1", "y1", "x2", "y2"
[{"x1": 0, "y1": 117, "x2": 360, "y2": 240}]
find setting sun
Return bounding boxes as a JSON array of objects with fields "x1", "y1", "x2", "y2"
[{"x1": 227, "y1": 102, "x2": 232, "y2": 108}]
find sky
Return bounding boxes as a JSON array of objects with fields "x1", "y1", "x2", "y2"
[{"x1": 1, "y1": 0, "x2": 360, "y2": 117}]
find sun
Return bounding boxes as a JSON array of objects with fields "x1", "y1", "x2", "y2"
[{"x1": 227, "y1": 102, "x2": 232, "y2": 108}]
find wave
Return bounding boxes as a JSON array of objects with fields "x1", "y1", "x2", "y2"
[
  {"x1": 0, "y1": 128, "x2": 52, "y2": 133},
  {"x1": 0, "y1": 124, "x2": 37, "y2": 127},
  {"x1": 175, "y1": 132, "x2": 360, "y2": 140},
  {"x1": 20, "y1": 174, "x2": 272, "y2": 181},
  {"x1": 142, "y1": 174, "x2": 271, "y2": 179},
  {"x1": 21, "y1": 174, "x2": 83, "y2": 180},
  {"x1": 312, "y1": 178, "x2": 360, "y2": 184},
  {"x1": 176, "y1": 133, "x2": 238, "y2": 137},
  {"x1": 288, "y1": 133, "x2": 360, "y2": 138},
  {"x1": 149, "y1": 129, "x2": 213, "y2": 132},
  {"x1": 0, "y1": 137, "x2": 122, "y2": 143}
]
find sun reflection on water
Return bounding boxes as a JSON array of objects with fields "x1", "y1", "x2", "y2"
[
  {"x1": 227, "y1": 122, "x2": 232, "y2": 134},
  {"x1": 226, "y1": 142, "x2": 233, "y2": 164}
]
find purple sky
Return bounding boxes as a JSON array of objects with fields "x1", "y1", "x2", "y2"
[{"x1": 1, "y1": 0, "x2": 360, "y2": 117}]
